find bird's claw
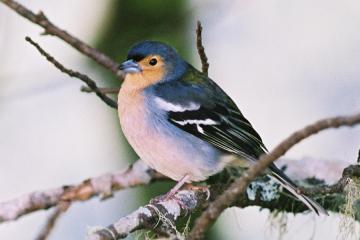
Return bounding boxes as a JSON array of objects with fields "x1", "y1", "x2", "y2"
[
  {"x1": 150, "y1": 193, "x2": 189, "y2": 214},
  {"x1": 185, "y1": 184, "x2": 210, "y2": 200}
]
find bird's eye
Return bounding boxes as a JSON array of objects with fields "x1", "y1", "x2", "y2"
[{"x1": 149, "y1": 58, "x2": 157, "y2": 66}]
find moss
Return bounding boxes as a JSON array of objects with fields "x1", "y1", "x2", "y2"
[
  {"x1": 338, "y1": 178, "x2": 360, "y2": 239},
  {"x1": 267, "y1": 210, "x2": 288, "y2": 240}
]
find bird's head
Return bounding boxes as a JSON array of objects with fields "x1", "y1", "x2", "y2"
[{"x1": 118, "y1": 41, "x2": 188, "y2": 90}]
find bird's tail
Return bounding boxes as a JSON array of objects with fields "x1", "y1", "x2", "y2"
[{"x1": 269, "y1": 165, "x2": 328, "y2": 215}]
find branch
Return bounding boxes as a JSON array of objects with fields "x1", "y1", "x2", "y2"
[
  {"x1": 196, "y1": 21, "x2": 209, "y2": 76},
  {"x1": 0, "y1": 155, "x2": 358, "y2": 238},
  {"x1": 87, "y1": 162, "x2": 360, "y2": 240},
  {"x1": 25, "y1": 37, "x2": 118, "y2": 109},
  {"x1": 0, "y1": 0, "x2": 120, "y2": 74},
  {"x1": 189, "y1": 112, "x2": 360, "y2": 239},
  {"x1": 0, "y1": 161, "x2": 165, "y2": 222},
  {"x1": 81, "y1": 86, "x2": 120, "y2": 94},
  {"x1": 87, "y1": 189, "x2": 209, "y2": 240},
  {"x1": 34, "y1": 202, "x2": 70, "y2": 240}
]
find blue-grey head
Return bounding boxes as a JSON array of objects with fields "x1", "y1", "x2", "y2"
[{"x1": 118, "y1": 41, "x2": 188, "y2": 87}]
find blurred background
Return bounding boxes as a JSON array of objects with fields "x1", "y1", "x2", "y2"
[{"x1": 0, "y1": 0, "x2": 359, "y2": 239}]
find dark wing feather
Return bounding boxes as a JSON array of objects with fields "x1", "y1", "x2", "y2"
[{"x1": 169, "y1": 103, "x2": 267, "y2": 159}]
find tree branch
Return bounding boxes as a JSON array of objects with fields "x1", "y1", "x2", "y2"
[
  {"x1": 86, "y1": 162, "x2": 360, "y2": 240},
  {"x1": 196, "y1": 21, "x2": 209, "y2": 76},
  {"x1": 188, "y1": 112, "x2": 360, "y2": 239},
  {"x1": 34, "y1": 202, "x2": 70, "y2": 240},
  {"x1": 87, "y1": 189, "x2": 209, "y2": 240},
  {"x1": 25, "y1": 37, "x2": 118, "y2": 109},
  {"x1": 0, "y1": 0, "x2": 120, "y2": 75},
  {"x1": 81, "y1": 86, "x2": 120, "y2": 94},
  {"x1": 0, "y1": 161, "x2": 165, "y2": 222},
  {"x1": 1, "y1": 156, "x2": 359, "y2": 238}
]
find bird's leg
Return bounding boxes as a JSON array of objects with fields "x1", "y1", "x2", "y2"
[
  {"x1": 150, "y1": 174, "x2": 190, "y2": 205},
  {"x1": 163, "y1": 174, "x2": 190, "y2": 200}
]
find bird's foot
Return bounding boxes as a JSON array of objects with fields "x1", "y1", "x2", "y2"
[
  {"x1": 150, "y1": 191, "x2": 190, "y2": 214},
  {"x1": 150, "y1": 190, "x2": 177, "y2": 204},
  {"x1": 184, "y1": 184, "x2": 210, "y2": 200},
  {"x1": 150, "y1": 174, "x2": 190, "y2": 204},
  {"x1": 150, "y1": 194, "x2": 167, "y2": 204}
]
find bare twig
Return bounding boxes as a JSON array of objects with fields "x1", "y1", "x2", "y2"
[
  {"x1": 189, "y1": 112, "x2": 360, "y2": 239},
  {"x1": 81, "y1": 86, "x2": 120, "y2": 94},
  {"x1": 25, "y1": 37, "x2": 118, "y2": 109},
  {"x1": 300, "y1": 164, "x2": 360, "y2": 196},
  {"x1": 0, "y1": 161, "x2": 165, "y2": 222},
  {"x1": 196, "y1": 21, "x2": 209, "y2": 76},
  {"x1": 0, "y1": 0, "x2": 119, "y2": 74},
  {"x1": 35, "y1": 202, "x2": 70, "y2": 240}
]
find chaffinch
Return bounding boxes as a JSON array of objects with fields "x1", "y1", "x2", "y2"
[{"x1": 117, "y1": 40, "x2": 327, "y2": 215}]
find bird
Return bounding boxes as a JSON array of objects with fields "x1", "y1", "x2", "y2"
[{"x1": 117, "y1": 40, "x2": 327, "y2": 215}]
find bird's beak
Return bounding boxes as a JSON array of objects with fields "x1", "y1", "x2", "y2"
[{"x1": 118, "y1": 59, "x2": 141, "y2": 74}]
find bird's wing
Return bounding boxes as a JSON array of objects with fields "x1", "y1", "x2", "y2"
[
  {"x1": 168, "y1": 100, "x2": 266, "y2": 159},
  {"x1": 152, "y1": 67, "x2": 267, "y2": 160}
]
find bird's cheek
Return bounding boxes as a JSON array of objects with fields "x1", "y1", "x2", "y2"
[
  {"x1": 143, "y1": 68, "x2": 165, "y2": 85},
  {"x1": 124, "y1": 72, "x2": 141, "y2": 81},
  {"x1": 121, "y1": 73, "x2": 144, "y2": 90}
]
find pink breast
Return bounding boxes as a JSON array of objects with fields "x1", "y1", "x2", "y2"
[{"x1": 117, "y1": 88, "x2": 221, "y2": 182}]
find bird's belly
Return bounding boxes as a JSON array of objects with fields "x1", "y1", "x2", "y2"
[{"x1": 118, "y1": 99, "x2": 225, "y2": 181}]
